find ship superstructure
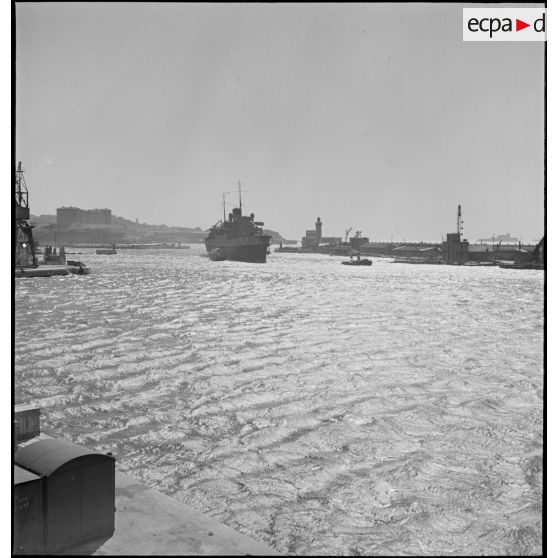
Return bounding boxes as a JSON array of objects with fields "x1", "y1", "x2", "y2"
[{"x1": 205, "y1": 183, "x2": 271, "y2": 263}]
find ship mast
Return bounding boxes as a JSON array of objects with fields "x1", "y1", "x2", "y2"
[
  {"x1": 222, "y1": 193, "x2": 227, "y2": 222},
  {"x1": 238, "y1": 180, "x2": 242, "y2": 213}
]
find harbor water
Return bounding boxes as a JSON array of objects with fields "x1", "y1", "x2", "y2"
[{"x1": 14, "y1": 246, "x2": 544, "y2": 555}]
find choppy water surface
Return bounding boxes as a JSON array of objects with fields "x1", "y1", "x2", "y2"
[{"x1": 15, "y1": 246, "x2": 543, "y2": 555}]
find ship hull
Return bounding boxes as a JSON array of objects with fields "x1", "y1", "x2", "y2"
[{"x1": 205, "y1": 237, "x2": 270, "y2": 263}]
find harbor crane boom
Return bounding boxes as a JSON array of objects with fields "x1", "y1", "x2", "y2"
[{"x1": 14, "y1": 162, "x2": 38, "y2": 268}]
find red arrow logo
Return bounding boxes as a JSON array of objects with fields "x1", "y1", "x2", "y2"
[{"x1": 516, "y1": 19, "x2": 530, "y2": 31}]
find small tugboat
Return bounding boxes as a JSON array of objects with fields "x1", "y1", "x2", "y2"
[
  {"x1": 205, "y1": 183, "x2": 271, "y2": 263},
  {"x1": 341, "y1": 253, "x2": 372, "y2": 266}
]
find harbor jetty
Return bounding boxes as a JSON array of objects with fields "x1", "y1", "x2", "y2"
[{"x1": 275, "y1": 207, "x2": 544, "y2": 269}]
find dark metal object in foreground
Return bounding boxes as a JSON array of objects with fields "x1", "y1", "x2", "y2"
[
  {"x1": 14, "y1": 438, "x2": 115, "y2": 555},
  {"x1": 14, "y1": 466, "x2": 44, "y2": 555},
  {"x1": 12, "y1": 404, "x2": 277, "y2": 556}
]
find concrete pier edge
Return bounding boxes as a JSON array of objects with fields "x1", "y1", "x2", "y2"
[{"x1": 61, "y1": 470, "x2": 279, "y2": 556}]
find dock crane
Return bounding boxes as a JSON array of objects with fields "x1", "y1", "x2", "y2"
[{"x1": 14, "y1": 162, "x2": 37, "y2": 268}]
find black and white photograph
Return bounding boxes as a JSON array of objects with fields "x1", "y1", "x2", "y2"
[{"x1": 13, "y1": 2, "x2": 546, "y2": 555}]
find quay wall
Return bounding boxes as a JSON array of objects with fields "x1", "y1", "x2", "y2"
[{"x1": 359, "y1": 241, "x2": 536, "y2": 261}]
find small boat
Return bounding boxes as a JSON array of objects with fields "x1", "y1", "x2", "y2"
[
  {"x1": 497, "y1": 260, "x2": 544, "y2": 270},
  {"x1": 66, "y1": 260, "x2": 90, "y2": 274},
  {"x1": 392, "y1": 256, "x2": 443, "y2": 265},
  {"x1": 96, "y1": 243, "x2": 117, "y2": 255},
  {"x1": 341, "y1": 257, "x2": 372, "y2": 266}
]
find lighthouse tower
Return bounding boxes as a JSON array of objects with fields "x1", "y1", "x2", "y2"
[
  {"x1": 443, "y1": 205, "x2": 469, "y2": 264},
  {"x1": 315, "y1": 217, "x2": 322, "y2": 241}
]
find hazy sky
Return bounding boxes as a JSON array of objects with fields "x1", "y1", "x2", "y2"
[{"x1": 15, "y1": 2, "x2": 545, "y2": 242}]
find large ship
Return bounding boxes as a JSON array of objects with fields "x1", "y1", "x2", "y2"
[{"x1": 205, "y1": 184, "x2": 271, "y2": 263}]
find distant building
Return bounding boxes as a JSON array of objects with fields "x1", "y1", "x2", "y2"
[
  {"x1": 302, "y1": 217, "x2": 323, "y2": 248},
  {"x1": 477, "y1": 233, "x2": 519, "y2": 244},
  {"x1": 57, "y1": 207, "x2": 112, "y2": 228},
  {"x1": 301, "y1": 217, "x2": 341, "y2": 248},
  {"x1": 30, "y1": 214, "x2": 57, "y2": 225},
  {"x1": 443, "y1": 232, "x2": 469, "y2": 264}
]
